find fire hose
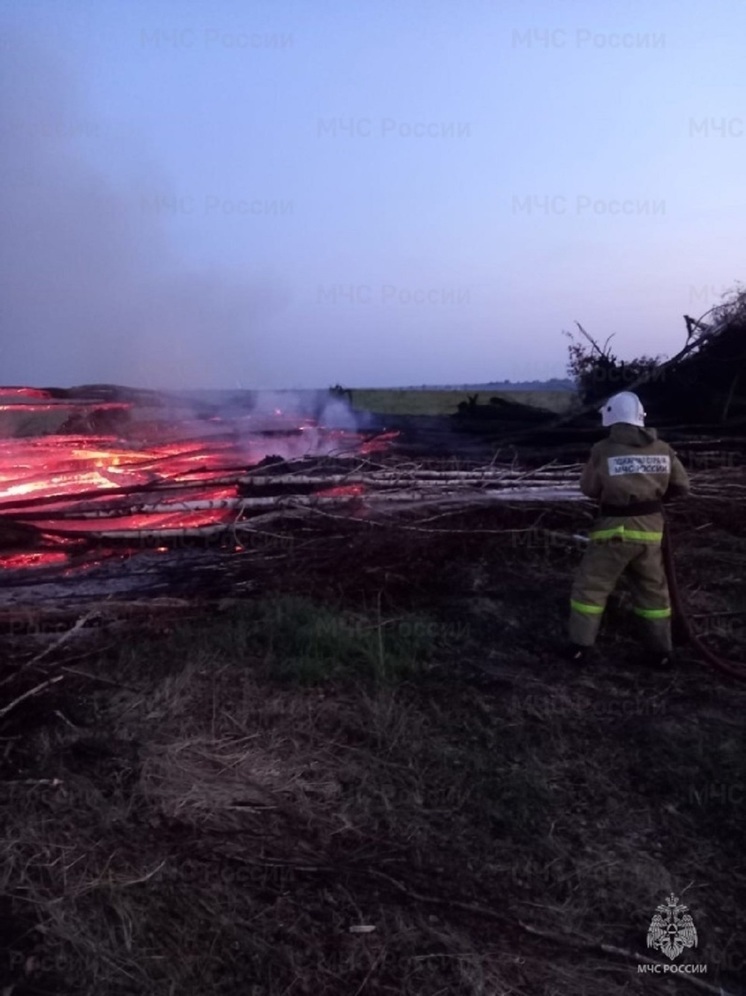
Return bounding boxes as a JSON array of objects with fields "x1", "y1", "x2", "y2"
[{"x1": 661, "y1": 522, "x2": 746, "y2": 682}]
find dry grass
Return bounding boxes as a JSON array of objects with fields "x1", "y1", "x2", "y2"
[{"x1": 2, "y1": 501, "x2": 746, "y2": 994}]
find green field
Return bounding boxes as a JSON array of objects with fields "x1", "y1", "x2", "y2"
[{"x1": 351, "y1": 388, "x2": 577, "y2": 416}]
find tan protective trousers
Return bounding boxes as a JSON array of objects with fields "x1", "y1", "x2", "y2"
[{"x1": 568, "y1": 538, "x2": 672, "y2": 651}]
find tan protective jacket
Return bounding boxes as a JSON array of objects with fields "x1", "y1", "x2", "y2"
[{"x1": 580, "y1": 424, "x2": 690, "y2": 542}]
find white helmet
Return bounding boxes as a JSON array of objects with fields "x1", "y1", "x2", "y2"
[{"x1": 599, "y1": 391, "x2": 645, "y2": 427}]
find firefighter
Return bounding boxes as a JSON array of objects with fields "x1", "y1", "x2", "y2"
[{"x1": 567, "y1": 391, "x2": 690, "y2": 666}]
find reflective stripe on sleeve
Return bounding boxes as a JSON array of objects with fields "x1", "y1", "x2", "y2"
[{"x1": 570, "y1": 600, "x2": 604, "y2": 616}]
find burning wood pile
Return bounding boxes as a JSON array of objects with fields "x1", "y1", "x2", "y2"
[
  {"x1": 0, "y1": 385, "x2": 589, "y2": 602},
  {"x1": 3, "y1": 381, "x2": 740, "y2": 618}
]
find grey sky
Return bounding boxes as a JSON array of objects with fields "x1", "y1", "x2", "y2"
[{"x1": 1, "y1": 0, "x2": 744, "y2": 389}]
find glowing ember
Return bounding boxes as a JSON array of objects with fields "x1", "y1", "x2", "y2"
[
  {"x1": 316, "y1": 484, "x2": 365, "y2": 498},
  {"x1": 0, "y1": 387, "x2": 55, "y2": 399},
  {"x1": 0, "y1": 430, "x2": 379, "y2": 508},
  {"x1": 0, "y1": 551, "x2": 70, "y2": 570},
  {"x1": 0, "y1": 401, "x2": 130, "y2": 412},
  {"x1": 30, "y1": 509, "x2": 235, "y2": 533},
  {"x1": 359, "y1": 431, "x2": 399, "y2": 454},
  {"x1": 0, "y1": 387, "x2": 397, "y2": 573}
]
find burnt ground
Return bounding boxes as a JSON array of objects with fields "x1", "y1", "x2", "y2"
[{"x1": 1, "y1": 473, "x2": 746, "y2": 994}]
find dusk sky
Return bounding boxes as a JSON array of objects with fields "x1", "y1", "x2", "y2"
[{"x1": 1, "y1": 0, "x2": 744, "y2": 389}]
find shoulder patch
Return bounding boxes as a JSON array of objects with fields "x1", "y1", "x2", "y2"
[{"x1": 608, "y1": 454, "x2": 671, "y2": 476}]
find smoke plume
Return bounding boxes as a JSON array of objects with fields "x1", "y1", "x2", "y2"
[{"x1": 0, "y1": 32, "x2": 286, "y2": 389}]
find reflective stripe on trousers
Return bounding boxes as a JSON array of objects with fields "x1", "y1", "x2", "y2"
[
  {"x1": 568, "y1": 538, "x2": 673, "y2": 652},
  {"x1": 589, "y1": 525, "x2": 663, "y2": 542}
]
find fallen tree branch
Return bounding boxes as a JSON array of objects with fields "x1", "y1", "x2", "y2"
[
  {"x1": 25, "y1": 610, "x2": 100, "y2": 667},
  {"x1": 0, "y1": 674, "x2": 65, "y2": 721}
]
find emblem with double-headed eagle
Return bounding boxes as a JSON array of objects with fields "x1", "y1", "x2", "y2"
[{"x1": 646, "y1": 894, "x2": 698, "y2": 960}]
